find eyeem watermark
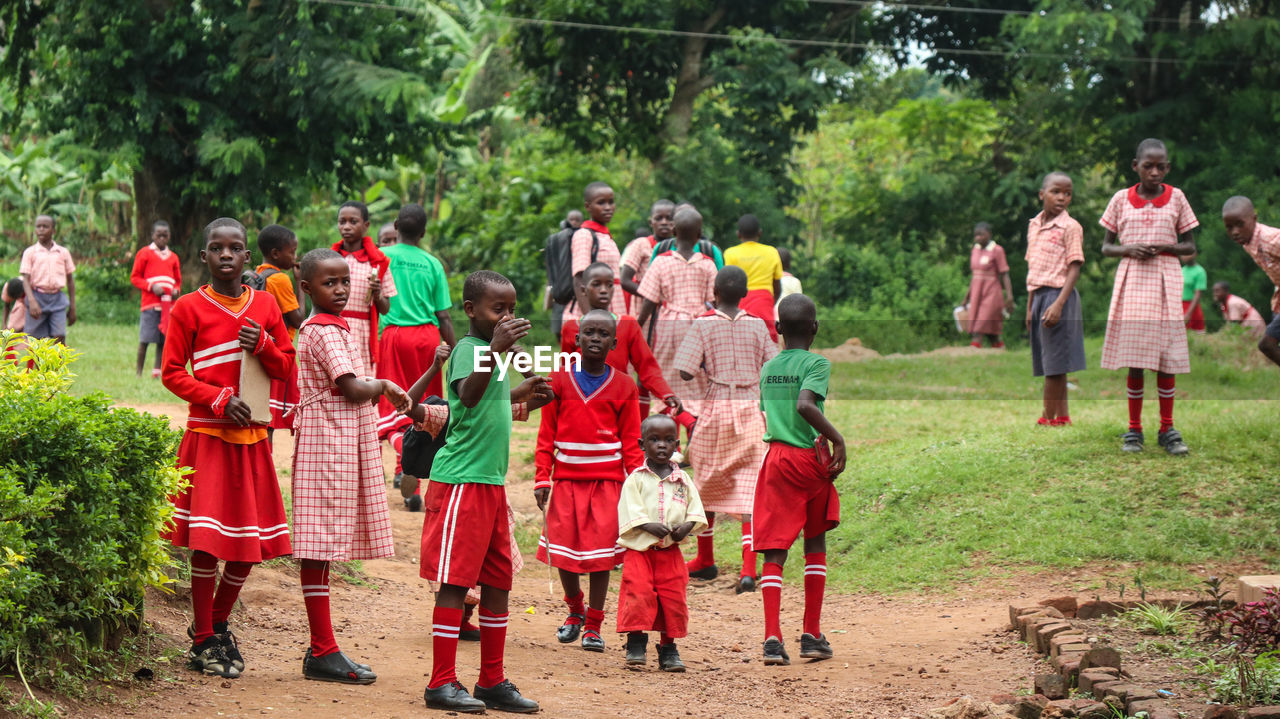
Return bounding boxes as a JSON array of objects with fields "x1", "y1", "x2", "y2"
[{"x1": 476, "y1": 345, "x2": 581, "y2": 381}]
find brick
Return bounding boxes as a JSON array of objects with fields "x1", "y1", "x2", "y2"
[
  {"x1": 1077, "y1": 600, "x2": 1126, "y2": 619},
  {"x1": 1054, "y1": 642, "x2": 1091, "y2": 659},
  {"x1": 990, "y1": 693, "x2": 1020, "y2": 706},
  {"x1": 1077, "y1": 670, "x2": 1117, "y2": 694},
  {"x1": 1056, "y1": 656, "x2": 1082, "y2": 679},
  {"x1": 1102, "y1": 683, "x2": 1139, "y2": 702},
  {"x1": 1035, "y1": 623, "x2": 1076, "y2": 653},
  {"x1": 1011, "y1": 603, "x2": 1042, "y2": 628},
  {"x1": 1035, "y1": 673, "x2": 1068, "y2": 700},
  {"x1": 1079, "y1": 646, "x2": 1122, "y2": 672},
  {"x1": 1238, "y1": 576, "x2": 1280, "y2": 604},
  {"x1": 1127, "y1": 698, "x2": 1163, "y2": 715},
  {"x1": 1202, "y1": 706, "x2": 1239, "y2": 719},
  {"x1": 1049, "y1": 632, "x2": 1088, "y2": 657},
  {"x1": 1024, "y1": 616, "x2": 1062, "y2": 643},
  {"x1": 1244, "y1": 708, "x2": 1280, "y2": 719},
  {"x1": 1144, "y1": 710, "x2": 1180, "y2": 719},
  {"x1": 1051, "y1": 651, "x2": 1084, "y2": 671},
  {"x1": 1038, "y1": 703, "x2": 1071, "y2": 718},
  {"x1": 1014, "y1": 697, "x2": 1048, "y2": 719},
  {"x1": 1039, "y1": 596, "x2": 1080, "y2": 617},
  {"x1": 1123, "y1": 688, "x2": 1158, "y2": 706},
  {"x1": 1090, "y1": 679, "x2": 1123, "y2": 700},
  {"x1": 1072, "y1": 701, "x2": 1111, "y2": 719}
]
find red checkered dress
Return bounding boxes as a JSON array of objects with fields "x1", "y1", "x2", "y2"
[
  {"x1": 1243, "y1": 223, "x2": 1280, "y2": 313},
  {"x1": 1099, "y1": 185, "x2": 1199, "y2": 373},
  {"x1": 967, "y1": 242, "x2": 1008, "y2": 336},
  {"x1": 341, "y1": 254, "x2": 397, "y2": 373},
  {"x1": 291, "y1": 316, "x2": 394, "y2": 561},
  {"x1": 637, "y1": 251, "x2": 717, "y2": 417},
  {"x1": 672, "y1": 310, "x2": 778, "y2": 514},
  {"x1": 564, "y1": 223, "x2": 626, "y2": 320}
]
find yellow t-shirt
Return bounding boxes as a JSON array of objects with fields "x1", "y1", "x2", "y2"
[{"x1": 723, "y1": 241, "x2": 783, "y2": 292}]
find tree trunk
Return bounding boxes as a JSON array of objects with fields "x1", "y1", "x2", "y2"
[
  {"x1": 657, "y1": 5, "x2": 728, "y2": 167},
  {"x1": 134, "y1": 157, "x2": 212, "y2": 289}
]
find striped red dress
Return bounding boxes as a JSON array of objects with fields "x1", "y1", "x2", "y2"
[
  {"x1": 637, "y1": 250, "x2": 717, "y2": 417},
  {"x1": 1099, "y1": 185, "x2": 1199, "y2": 373},
  {"x1": 671, "y1": 310, "x2": 778, "y2": 514},
  {"x1": 290, "y1": 314, "x2": 394, "y2": 561}
]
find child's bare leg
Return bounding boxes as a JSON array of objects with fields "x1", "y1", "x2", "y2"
[
  {"x1": 1260, "y1": 336, "x2": 1280, "y2": 368},
  {"x1": 1044, "y1": 374, "x2": 1066, "y2": 420},
  {"x1": 587, "y1": 570, "x2": 610, "y2": 610},
  {"x1": 155, "y1": 336, "x2": 165, "y2": 370},
  {"x1": 970, "y1": 333, "x2": 983, "y2": 346},
  {"x1": 136, "y1": 344, "x2": 148, "y2": 376},
  {"x1": 557, "y1": 568, "x2": 581, "y2": 599}
]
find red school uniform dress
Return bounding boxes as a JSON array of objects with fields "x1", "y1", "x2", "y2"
[
  {"x1": 620, "y1": 235, "x2": 660, "y2": 314},
  {"x1": 966, "y1": 241, "x2": 1009, "y2": 337},
  {"x1": 160, "y1": 286, "x2": 295, "y2": 562},
  {"x1": 560, "y1": 313, "x2": 678, "y2": 425},
  {"x1": 636, "y1": 250, "x2": 717, "y2": 417},
  {"x1": 1099, "y1": 184, "x2": 1199, "y2": 374},
  {"x1": 1221, "y1": 294, "x2": 1266, "y2": 335},
  {"x1": 130, "y1": 242, "x2": 182, "y2": 336},
  {"x1": 332, "y1": 237, "x2": 397, "y2": 374},
  {"x1": 291, "y1": 314, "x2": 394, "y2": 562},
  {"x1": 564, "y1": 221, "x2": 626, "y2": 320},
  {"x1": 1241, "y1": 222, "x2": 1280, "y2": 314},
  {"x1": 534, "y1": 366, "x2": 644, "y2": 572}
]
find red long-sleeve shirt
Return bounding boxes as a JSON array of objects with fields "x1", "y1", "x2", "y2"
[
  {"x1": 534, "y1": 367, "x2": 644, "y2": 490},
  {"x1": 130, "y1": 245, "x2": 182, "y2": 310},
  {"x1": 560, "y1": 314, "x2": 675, "y2": 399}
]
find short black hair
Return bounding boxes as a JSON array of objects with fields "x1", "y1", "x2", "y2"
[
  {"x1": 397, "y1": 203, "x2": 428, "y2": 240},
  {"x1": 776, "y1": 293, "x2": 817, "y2": 335},
  {"x1": 640, "y1": 413, "x2": 678, "y2": 437},
  {"x1": 583, "y1": 262, "x2": 614, "y2": 280},
  {"x1": 258, "y1": 224, "x2": 297, "y2": 256},
  {"x1": 674, "y1": 207, "x2": 702, "y2": 236},
  {"x1": 152, "y1": 220, "x2": 170, "y2": 233},
  {"x1": 1136, "y1": 138, "x2": 1167, "y2": 158},
  {"x1": 650, "y1": 199, "x2": 675, "y2": 214},
  {"x1": 463, "y1": 270, "x2": 514, "y2": 304},
  {"x1": 635, "y1": 226, "x2": 650, "y2": 239},
  {"x1": 4, "y1": 277, "x2": 24, "y2": 300},
  {"x1": 580, "y1": 308, "x2": 617, "y2": 331},
  {"x1": 715, "y1": 265, "x2": 748, "y2": 302},
  {"x1": 1223, "y1": 195, "x2": 1255, "y2": 215},
  {"x1": 778, "y1": 247, "x2": 792, "y2": 271},
  {"x1": 1041, "y1": 171, "x2": 1071, "y2": 189},
  {"x1": 566, "y1": 209, "x2": 584, "y2": 221},
  {"x1": 339, "y1": 200, "x2": 370, "y2": 222},
  {"x1": 1214, "y1": 280, "x2": 1230, "y2": 291},
  {"x1": 737, "y1": 214, "x2": 761, "y2": 239},
  {"x1": 203, "y1": 217, "x2": 247, "y2": 244},
  {"x1": 584, "y1": 181, "x2": 612, "y2": 201},
  {"x1": 298, "y1": 248, "x2": 344, "y2": 282},
  {"x1": 974, "y1": 221, "x2": 993, "y2": 236}
]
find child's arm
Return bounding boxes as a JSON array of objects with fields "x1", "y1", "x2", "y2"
[
  {"x1": 130, "y1": 251, "x2": 153, "y2": 294},
  {"x1": 532, "y1": 384, "x2": 559, "y2": 510},
  {"x1": 65, "y1": 274, "x2": 75, "y2": 326},
  {"x1": 1170, "y1": 230, "x2": 1197, "y2": 256},
  {"x1": 1101, "y1": 230, "x2": 1157, "y2": 259},
  {"x1": 617, "y1": 475, "x2": 669, "y2": 541},
  {"x1": 160, "y1": 303, "x2": 251, "y2": 425},
  {"x1": 512, "y1": 374, "x2": 554, "y2": 411},
  {"x1": 1041, "y1": 261, "x2": 1082, "y2": 329},
  {"x1": 435, "y1": 310, "x2": 456, "y2": 347},
  {"x1": 797, "y1": 389, "x2": 846, "y2": 477},
  {"x1": 625, "y1": 321, "x2": 681, "y2": 413},
  {"x1": 407, "y1": 344, "x2": 452, "y2": 404},
  {"x1": 672, "y1": 326, "x2": 705, "y2": 383},
  {"x1": 620, "y1": 265, "x2": 641, "y2": 296},
  {"x1": 672, "y1": 482, "x2": 707, "y2": 542},
  {"x1": 636, "y1": 298, "x2": 657, "y2": 329},
  {"x1": 336, "y1": 373, "x2": 411, "y2": 410},
  {"x1": 237, "y1": 314, "x2": 294, "y2": 381},
  {"x1": 456, "y1": 317, "x2": 529, "y2": 407},
  {"x1": 619, "y1": 382, "x2": 645, "y2": 474},
  {"x1": 20, "y1": 273, "x2": 39, "y2": 319}
]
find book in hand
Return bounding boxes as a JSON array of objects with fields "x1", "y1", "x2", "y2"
[
  {"x1": 814, "y1": 435, "x2": 836, "y2": 479},
  {"x1": 237, "y1": 350, "x2": 272, "y2": 425}
]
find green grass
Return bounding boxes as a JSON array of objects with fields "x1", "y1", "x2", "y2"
[{"x1": 62, "y1": 322, "x2": 1280, "y2": 594}]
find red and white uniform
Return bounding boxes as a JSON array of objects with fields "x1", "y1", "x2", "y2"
[
  {"x1": 560, "y1": 313, "x2": 677, "y2": 424},
  {"x1": 564, "y1": 221, "x2": 625, "y2": 320},
  {"x1": 751, "y1": 442, "x2": 840, "y2": 552},
  {"x1": 160, "y1": 286, "x2": 294, "y2": 562},
  {"x1": 1099, "y1": 184, "x2": 1199, "y2": 373},
  {"x1": 332, "y1": 238, "x2": 396, "y2": 373},
  {"x1": 130, "y1": 242, "x2": 181, "y2": 333},
  {"x1": 672, "y1": 310, "x2": 777, "y2": 514},
  {"x1": 291, "y1": 315, "x2": 394, "y2": 561},
  {"x1": 1242, "y1": 223, "x2": 1280, "y2": 313},
  {"x1": 534, "y1": 367, "x2": 643, "y2": 573},
  {"x1": 637, "y1": 250, "x2": 717, "y2": 416},
  {"x1": 621, "y1": 235, "x2": 660, "y2": 314},
  {"x1": 967, "y1": 241, "x2": 1009, "y2": 336},
  {"x1": 1220, "y1": 294, "x2": 1266, "y2": 335}
]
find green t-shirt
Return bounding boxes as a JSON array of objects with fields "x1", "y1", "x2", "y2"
[
  {"x1": 429, "y1": 335, "x2": 512, "y2": 485},
  {"x1": 759, "y1": 349, "x2": 830, "y2": 448},
  {"x1": 1182, "y1": 263, "x2": 1207, "y2": 302},
  {"x1": 381, "y1": 243, "x2": 451, "y2": 327}
]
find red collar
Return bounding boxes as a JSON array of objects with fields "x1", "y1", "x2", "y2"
[
  {"x1": 581, "y1": 220, "x2": 610, "y2": 235},
  {"x1": 331, "y1": 236, "x2": 388, "y2": 265},
  {"x1": 647, "y1": 235, "x2": 661, "y2": 248},
  {"x1": 303, "y1": 313, "x2": 350, "y2": 332},
  {"x1": 1127, "y1": 184, "x2": 1173, "y2": 209}
]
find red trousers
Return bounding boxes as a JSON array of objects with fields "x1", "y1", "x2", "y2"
[{"x1": 616, "y1": 545, "x2": 689, "y2": 637}]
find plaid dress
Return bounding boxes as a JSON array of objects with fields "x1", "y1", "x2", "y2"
[
  {"x1": 672, "y1": 310, "x2": 778, "y2": 514},
  {"x1": 564, "y1": 224, "x2": 626, "y2": 320},
  {"x1": 341, "y1": 253, "x2": 397, "y2": 373},
  {"x1": 1099, "y1": 185, "x2": 1199, "y2": 373},
  {"x1": 967, "y1": 242, "x2": 1008, "y2": 336},
  {"x1": 638, "y1": 251, "x2": 717, "y2": 417},
  {"x1": 1243, "y1": 223, "x2": 1280, "y2": 313},
  {"x1": 291, "y1": 316, "x2": 394, "y2": 561}
]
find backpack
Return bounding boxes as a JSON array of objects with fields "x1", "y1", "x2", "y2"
[
  {"x1": 652, "y1": 237, "x2": 720, "y2": 268},
  {"x1": 240, "y1": 266, "x2": 279, "y2": 292},
  {"x1": 545, "y1": 228, "x2": 598, "y2": 306},
  {"x1": 401, "y1": 396, "x2": 451, "y2": 479}
]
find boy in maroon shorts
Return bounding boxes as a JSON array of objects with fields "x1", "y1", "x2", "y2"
[
  {"x1": 754, "y1": 293, "x2": 846, "y2": 666},
  {"x1": 420, "y1": 270, "x2": 551, "y2": 714}
]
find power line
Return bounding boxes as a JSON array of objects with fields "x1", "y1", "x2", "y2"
[{"x1": 806, "y1": 0, "x2": 1213, "y2": 26}]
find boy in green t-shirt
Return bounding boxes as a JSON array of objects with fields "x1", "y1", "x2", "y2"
[
  {"x1": 754, "y1": 293, "x2": 846, "y2": 667},
  {"x1": 1181, "y1": 250, "x2": 1207, "y2": 332},
  {"x1": 419, "y1": 270, "x2": 551, "y2": 714}
]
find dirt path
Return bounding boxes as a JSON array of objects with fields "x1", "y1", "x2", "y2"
[{"x1": 66, "y1": 404, "x2": 1045, "y2": 719}]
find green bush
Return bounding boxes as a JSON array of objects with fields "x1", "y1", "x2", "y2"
[
  {"x1": 73, "y1": 261, "x2": 137, "y2": 326},
  {"x1": 0, "y1": 331, "x2": 186, "y2": 670}
]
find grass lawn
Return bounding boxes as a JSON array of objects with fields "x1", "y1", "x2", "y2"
[{"x1": 63, "y1": 322, "x2": 1280, "y2": 594}]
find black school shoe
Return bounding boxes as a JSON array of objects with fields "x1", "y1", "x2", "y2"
[
  {"x1": 688, "y1": 564, "x2": 719, "y2": 581},
  {"x1": 188, "y1": 636, "x2": 240, "y2": 678},
  {"x1": 657, "y1": 643, "x2": 685, "y2": 672},
  {"x1": 736, "y1": 576, "x2": 756, "y2": 594},
  {"x1": 582, "y1": 629, "x2": 605, "y2": 652},
  {"x1": 424, "y1": 681, "x2": 486, "y2": 713},
  {"x1": 799, "y1": 633, "x2": 833, "y2": 660},
  {"x1": 762, "y1": 636, "x2": 791, "y2": 666},
  {"x1": 473, "y1": 679, "x2": 540, "y2": 713},
  {"x1": 1121, "y1": 430, "x2": 1144, "y2": 453},
  {"x1": 303, "y1": 648, "x2": 377, "y2": 684},
  {"x1": 393, "y1": 472, "x2": 402, "y2": 489},
  {"x1": 556, "y1": 614, "x2": 584, "y2": 643},
  {"x1": 625, "y1": 632, "x2": 647, "y2": 665},
  {"x1": 1158, "y1": 428, "x2": 1189, "y2": 455},
  {"x1": 405, "y1": 494, "x2": 423, "y2": 512},
  {"x1": 188, "y1": 623, "x2": 245, "y2": 673}
]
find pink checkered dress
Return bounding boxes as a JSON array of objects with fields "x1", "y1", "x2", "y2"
[
  {"x1": 341, "y1": 254, "x2": 397, "y2": 373},
  {"x1": 564, "y1": 225, "x2": 626, "y2": 320},
  {"x1": 637, "y1": 251, "x2": 717, "y2": 417},
  {"x1": 1243, "y1": 223, "x2": 1280, "y2": 313},
  {"x1": 291, "y1": 317, "x2": 394, "y2": 561},
  {"x1": 671, "y1": 310, "x2": 778, "y2": 514},
  {"x1": 1099, "y1": 185, "x2": 1199, "y2": 373}
]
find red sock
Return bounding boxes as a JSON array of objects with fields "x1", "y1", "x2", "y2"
[
  {"x1": 301, "y1": 560, "x2": 339, "y2": 657},
  {"x1": 563, "y1": 591, "x2": 585, "y2": 621},
  {"x1": 760, "y1": 562, "x2": 783, "y2": 640},
  {"x1": 803, "y1": 553, "x2": 827, "y2": 637},
  {"x1": 477, "y1": 607, "x2": 508, "y2": 687},
  {"x1": 1157, "y1": 375, "x2": 1175, "y2": 432},
  {"x1": 462, "y1": 603, "x2": 479, "y2": 631},
  {"x1": 1126, "y1": 373, "x2": 1144, "y2": 431},
  {"x1": 688, "y1": 515, "x2": 715, "y2": 571},
  {"x1": 211, "y1": 560, "x2": 252, "y2": 625},
  {"x1": 740, "y1": 521, "x2": 757, "y2": 578},
  {"x1": 584, "y1": 606, "x2": 605, "y2": 634},
  {"x1": 390, "y1": 431, "x2": 404, "y2": 475},
  {"x1": 190, "y1": 551, "x2": 219, "y2": 644},
  {"x1": 429, "y1": 606, "x2": 463, "y2": 689}
]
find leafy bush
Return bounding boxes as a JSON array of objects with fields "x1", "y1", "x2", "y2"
[
  {"x1": 1213, "y1": 587, "x2": 1280, "y2": 653},
  {"x1": 0, "y1": 331, "x2": 186, "y2": 669},
  {"x1": 73, "y1": 261, "x2": 137, "y2": 325},
  {"x1": 1211, "y1": 650, "x2": 1280, "y2": 705},
  {"x1": 1124, "y1": 602, "x2": 1193, "y2": 636}
]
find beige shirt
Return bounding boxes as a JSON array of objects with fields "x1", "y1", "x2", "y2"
[{"x1": 617, "y1": 462, "x2": 707, "y2": 551}]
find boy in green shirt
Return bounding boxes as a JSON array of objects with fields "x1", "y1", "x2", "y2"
[
  {"x1": 754, "y1": 293, "x2": 846, "y2": 667},
  {"x1": 1181, "y1": 250, "x2": 1207, "y2": 332}
]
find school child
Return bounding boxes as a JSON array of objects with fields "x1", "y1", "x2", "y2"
[
  {"x1": 723, "y1": 215, "x2": 784, "y2": 342},
  {"x1": 332, "y1": 201, "x2": 396, "y2": 374},
  {"x1": 2, "y1": 278, "x2": 25, "y2": 332},
  {"x1": 964, "y1": 221, "x2": 1013, "y2": 348},
  {"x1": 131, "y1": 220, "x2": 181, "y2": 378},
  {"x1": 754, "y1": 293, "x2": 846, "y2": 665},
  {"x1": 377, "y1": 222, "x2": 398, "y2": 248},
  {"x1": 648, "y1": 202, "x2": 726, "y2": 269},
  {"x1": 560, "y1": 262, "x2": 684, "y2": 425},
  {"x1": 420, "y1": 270, "x2": 551, "y2": 714},
  {"x1": 1025, "y1": 171, "x2": 1087, "y2": 427},
  {"x1": 255, "y1": 225, "x2": 304, "y2": 439},
  {"x1": 671, "y1": 266, "x2": 777, "y2": 588},
  {"x1": 1222, "y1": 196, "x2": 1280, "y2": 366},
  {"x1": 534, "y1": 309, "x2": 644, "y2": 652},
  {"x1": 374, "y1": 204, "x2": 456, "y2": 509},
  {"x1": 1100, "y1": 138, "x2": 1198, "y2": 455},
  {"x1": 564, "y1": 182, "x2": 627, "y2": 320},
  {"x1": 289, "y1": 248, "x2": 410, "y2": 683},
  {"x1": 616, "y1": 414, "x2": 707, "y2": 671},
  {"x1": 1213, "y1": 281, "x2": 1265, "y2": 336},
  {"x1": 621, "y1": 199, "x2": 676, "y2": 315},
  {"x1": 20, "y1": 214, "x2": 76, "y2": 343},
  {"x1": 775, "y1": 247, "x2": 803, "y2": 314},
  {"x1": 160, "y1": 218, "x2": 295, "y2": 679},
  {"x1": 1181, "y1": 251, "x2": 1208, "y2": 332},
  {"x1": 636, "y1": 208, "x2": 718, "y2": 434}
]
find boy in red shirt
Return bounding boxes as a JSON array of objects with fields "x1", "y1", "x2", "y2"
[{"x1": 131, "y1": 220, "x2": 181, "y2": 377}]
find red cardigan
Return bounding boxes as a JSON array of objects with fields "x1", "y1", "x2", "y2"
[
  {"x1": 130, "y1": 245, "x2": 182, "y2": 311},
  {"x1": 534, "y1": 367, "x2": 643, "y2": 489},
  {"x1": 161, "y1": 286, "x2": 295, "y2": 429},
  {"x1": 560, "y1": 314, "x2": 674, "y2": 399}
]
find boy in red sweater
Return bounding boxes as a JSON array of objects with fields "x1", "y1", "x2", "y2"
[
  {"x1": 535, "y1": 309, "x2": 644, "y2": 653},
  {"x1": 161, "y1": 218, "x2": 295, "y2": 679},
  {"x1": 131, "y1": 220, "x2": 181, "y2": 377}
]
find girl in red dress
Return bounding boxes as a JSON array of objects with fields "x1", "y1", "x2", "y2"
[{"x1": 964, "y1": 222, "x2": 1014, "y2": 348}]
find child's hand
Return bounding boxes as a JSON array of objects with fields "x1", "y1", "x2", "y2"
[
  {"x1": 67, "y1": 305, "x2": 76, "y2": 326},
  {"x1": 1125, "y1": 245, "x2": 1157, "y2": 259},
  {"x1": 225, "y1": 396, "x2": 253, "y2": 427},
  {"x1": 382, "y1": 380, "x2": 412, "y2": 413},
  {"x1": 827, "y1": 438, "x2": 847, "y2": 479},
  {"x1": 534, "y1": 487, "x2": 549, "y2": 511},
  {"x1": 433, "y1": 344, "x2": 452, "y2": 366},
  {"x1": 669, "y1": 521, "x2": 696, "y2": 543},
  {"x1": 512, "y1": 375, "x2": 551, "y2": 403},
  {"x1": 150, "y1": 283, "x2": 167, "y2": 297},
  {"x1": 28, "y1": 300, "x2": 41, "y2": 320},
  {"x1": 639, "y1": 522, "x2": 670, "y2": 539},
  {"x1": 491, "y1": 317, "x2": 531, "y2": 354},
  {"x1": 238, "y1": 318, "x2": 263, "y2": 352},
  {"x1": 1025, "y1": 303, "x2": 1033, "y2": 333},
  {"x1": 1042, "y1": 301, "x2": 1063, "y2": 328},
  {"x1": 663, "y1": 396, "x2": 683, "y2": 415},
  {"x1": 368, "y1": 273, "x2": 381, "y2": 301}
]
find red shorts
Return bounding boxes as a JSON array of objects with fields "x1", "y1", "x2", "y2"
[
  {"x1": 1182, "y1": 300, "x2": 1205, "y2": 331},
  {"x1": 420, "y1": 481, "x2": 513, "y2": 591},
  {"x1": 535, "y1": 480, "x2": 623, "y2": 573},
  {"x1": 742, "y1": 289, "x2": 778, "y2": 342},
  {"x1": 751, "y1": 442, "x2": 839, "y2": 551},
  {"x1": 268, "y1": 364, "x2": 300, "y2": 432},
  {"x1": 377, "y1": 324, "x2": 443, "y2": 440},
  {"x1": 616, "y1": 546, "x2": 689, "y2": 637}
]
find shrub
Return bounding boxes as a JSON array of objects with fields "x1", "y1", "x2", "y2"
[
  {"x1": 0, "y1": 331, "x2": 186, "y2": 671},
  {"x1": 1206, "y1": 587, "x2": 1280, "y2": 654},
  {"x1": 74, "y1": 261, "x2": 137, "y2": 325},
  {"x1": 1210, "y1": 650, "x2": 1280, "y2": 705}
]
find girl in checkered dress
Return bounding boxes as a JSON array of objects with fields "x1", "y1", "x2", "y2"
[
  {"x1": 1100, "y1": 138, "x2": 1199, "y2": 455},
  {"x1": 292, "y1": 248, "x2": 411, "y2": 684}
]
